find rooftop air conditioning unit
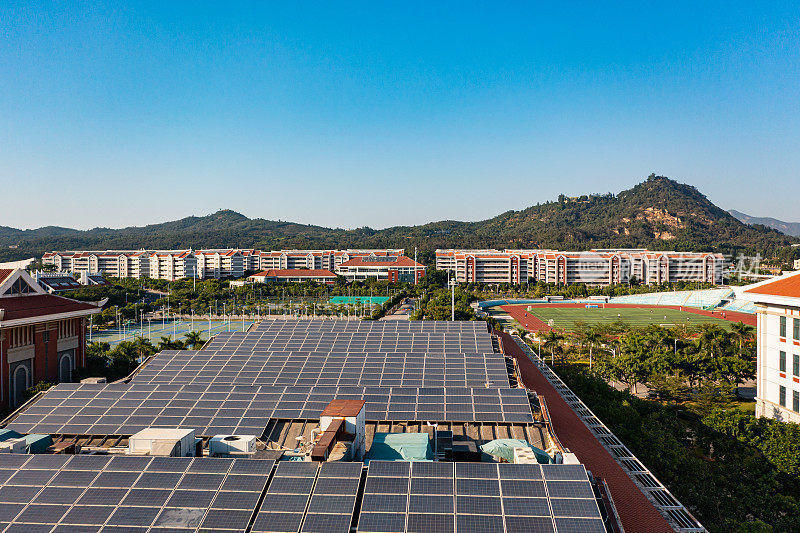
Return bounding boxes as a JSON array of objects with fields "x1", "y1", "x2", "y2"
[
  {"x1": 129, "y1": 428, "x2": 196, "y2": 457},
  {"x1": 209, "y1": 435, "x2": 257, "y2": 456},
  {"x1": 0, "y1": 438, "x2": 26, "y2": 454}
]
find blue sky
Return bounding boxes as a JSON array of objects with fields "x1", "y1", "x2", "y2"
[{"x1": 2, "y1": 2, "x2": 799, "y2": 230}]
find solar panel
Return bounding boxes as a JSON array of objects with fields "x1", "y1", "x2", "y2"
[
  {"x1": 356, "y1": 462, "x2": 603, "y2": 533},
  {"x1": 132, "y1": 350, "x2": 508, "y2": 389},
  {"x1": 0, "y1": 454, "x2": 272, "y2": 532},
  {"x1": 9, "y1": 383, "x2": 533, "y2": 436}
]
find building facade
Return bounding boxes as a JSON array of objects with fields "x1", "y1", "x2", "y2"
[
  {"x1": 335, "y1": 256, "x2": 426, "y2": 283},
  {"x1": 436, "y1": 248, "x2": 725, "y2": 286},
  {"x1": 0, "y1": 269, "x2": 100, "y2": 407},
  {"x1": 44, "y1": 249, "x2": 406, "y2": 282},
  {"x1": 196, "y1": 250, "x2": 245, "y2": 279},
  {"x1": 249, "y1": 269, "x2": 338, "y2": 285},
  {"x1": 741, "y1": 271, "x2": 800, "y2": 423}
]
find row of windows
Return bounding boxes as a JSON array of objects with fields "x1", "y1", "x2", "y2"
[
  {"x1": 778, "y1": 351, "x2": 800, "y2": 376},
  {"x1": 58, "y1": 319, "x2": 77, "y2": 339},
  {"x1": 778, "y1": 386, "x2": 800, "y2": 413},
  {"x1": 779, "y1": 316, "x2": 800, "y2": 339},
  {"x1": 6, "y1": 326, "x2": 34, "y2": 348}
]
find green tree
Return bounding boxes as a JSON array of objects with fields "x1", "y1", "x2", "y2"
[{"x1": 184, "y1": 331, "x2": 205, "y2": 350}]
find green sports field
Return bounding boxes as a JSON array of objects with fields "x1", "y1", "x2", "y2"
[{"x1": 518, "y1": 306, "x2": 736, "y2": 332}]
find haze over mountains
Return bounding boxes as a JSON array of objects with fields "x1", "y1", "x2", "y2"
[
  {"x1": 1, "y1": 176, "x2": 796, "y2": 262},
  {"x1": 728, "y1": 210, "x2": 800, "y2": 237}
]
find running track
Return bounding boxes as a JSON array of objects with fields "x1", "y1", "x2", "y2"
[
  {"x1": 496, "y1": 329, "x2": 675, "y2": 533},
  {"x1": 502, "y1": 302, "x2": 755, "y2": 334}
]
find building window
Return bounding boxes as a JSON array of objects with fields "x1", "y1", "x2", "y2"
[
  {"x1": 3, "y1": 278, "x2": 36, "y2": 296},
  {"x1": 794, "y1": 391, "x2": 800, "y2": 413},
  {"x1": 780, "y1": 386, "x2": 787, "y2": 407},
  {"x1": 795, "y1": 354, "x2": 800, "y2": 378},
  {"x1": 780, "y1": 316, "x2": 787, "y2": 337},
  {"x1": 795, "y1": 318, "x2": 800, "y2": 340},
  {"x1": 780, "y1": 351, "x2": 787, "y2": 373}
]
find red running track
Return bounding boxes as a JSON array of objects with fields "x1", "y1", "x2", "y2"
[
  {"x1": 496, "y1": 329, "x2": 675, "y2": 533},
  {"x1": 502, "y1": 302, "x2": 756, "y2": 334}
]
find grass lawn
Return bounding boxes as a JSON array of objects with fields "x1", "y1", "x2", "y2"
[{"x1": 524, "y1": 305, "x2": 736, "y2": 332}]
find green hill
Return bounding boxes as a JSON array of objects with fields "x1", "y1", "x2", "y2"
[{"x1": 1, "y1": 176, "x2": 795, "y2": 262}]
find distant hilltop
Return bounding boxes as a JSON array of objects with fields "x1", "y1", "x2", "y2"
[
  {"x1": 1, "y1": 175, "x2": 796, "y2": 262},
  {"x1": 729, "y1": 210, "x2": 800, "y2": 237}
]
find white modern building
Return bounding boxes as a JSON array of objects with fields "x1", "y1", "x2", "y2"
[
  {"x1": 44, "y1": 249, "x2": 406, "y2": 282},
  {"x1": 147, "y1": 251, "x2": 198, "y2": 281},
  {"x1": 436, "y1": 248, "x2": 725, "y2": 286},
  {"x1": 741, "y1": 271, "x2": 800, "y2": 423},
  {"x1": 256, "y1": 249, "x2": 404, "y2": 272},
  {"x1": 195, "y1": 249, "x2": 245, "y2": 279}
]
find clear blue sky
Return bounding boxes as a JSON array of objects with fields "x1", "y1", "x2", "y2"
[{"x1": 2, "y1": 2, "x2": 799, "y2": 230}]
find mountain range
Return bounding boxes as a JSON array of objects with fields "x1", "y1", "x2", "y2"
[
  {"x1": 728, "y1": 210, "x2": 800, "y2": 237},
  {"x1": 1, "y1": 175, "x2": 796, "y2": 263}
]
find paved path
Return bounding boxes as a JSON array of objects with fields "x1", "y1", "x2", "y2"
[{"x1": 496, "y1": 329, "x2": 675, "y2": 533}]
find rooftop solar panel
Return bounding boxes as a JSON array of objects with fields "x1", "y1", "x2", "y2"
[
  {"x1": 9, "y1": 383, "x2": 532, "y2": 436},
  {"x1": 356, "y1": 462, "x2": 603, "y2": 533},
  {"x1": 0, "y1": 454, "x2": 272, "y2": 533}
]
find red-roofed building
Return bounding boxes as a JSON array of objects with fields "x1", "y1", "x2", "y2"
[
  {"x1": 741, "y1": 270, "x2": 800, "y2": 423},
  {"x1": 196, "y1": 249, "x2": 245, "y2": 279},
  {"x1": 249, "y1": 269, "x2": 338, "y2": 285},
  {"x1": 335, "y1": 255, "x2": 425, "y2": 283},
  {"x1": 436, "y1": 248, "x2": 725, "y2": 286},
  {"x1": 0, "y1": 269, "x2": 100, "y2": 407}
]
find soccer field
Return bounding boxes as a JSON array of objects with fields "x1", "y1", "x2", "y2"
[{"x1": 520, "y1": 305, "x2": 736, "y2": 331}]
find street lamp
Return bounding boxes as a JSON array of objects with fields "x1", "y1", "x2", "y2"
[{"x1": 449, "y1": 279, "x2": 457, "y2": 321}]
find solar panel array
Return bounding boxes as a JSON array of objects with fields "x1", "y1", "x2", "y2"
[
  {"x1": 132, "y1": 351, "x2": 510, "y2": 388},
  {"x1": 7, "y1": 382, "x2": 533, "y2": 437},
  {"x1": 204, "y1": 320, "x2": 493, "y2": 353},
  {"x1": 0, "y1": 454, "x2": 272, "y2": 532},
  {"x1": 252, "y1": 461, "x2": 361, "y2": 533},
  {"x1": 357, "y1": 461, "x2": 605, "y2": 533}
]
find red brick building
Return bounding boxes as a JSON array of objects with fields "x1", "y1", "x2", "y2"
[{"x1": 0, "y1": 269, "x2": 100, "y2": 407}]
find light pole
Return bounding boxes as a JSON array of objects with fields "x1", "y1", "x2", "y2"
[{"x1": 450, "y1": 279, "x2": 456, "y2": 321}]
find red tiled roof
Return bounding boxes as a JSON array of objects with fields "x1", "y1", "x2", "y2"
[
  {"x1": 744, "y1": 272, "x2": 800, "y2": 299},
  {"x1": 253, "y1": 269, "x2": 336, "y2": 278},
  {"x1": 338, "y1": 256, "x2": 424, "y2": 268},
  {"x1": 320, "y1": 399, "x2": 365, "y2": 417},
  {"x1": 0, "y1": 294, "x2": 98, "y2": 322},
  {"x1": 0, "y1": 269, "x2": 14, "y2": 286}
]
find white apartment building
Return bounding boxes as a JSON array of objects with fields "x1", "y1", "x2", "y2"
[
  {"x1": 195, "y1": 249, "x2": 245, "y2": 279},
  {"x1": 43, "y1": 251, "x2": 151, "y2": 279},
  {"x1": 741, "y1": 271, "x2": 800, "y2": 423},
  {"x1": 436, "y1": 249, "x2": 725, "y2": 286},
  {"x1": 256, "y1": 249, "x2": 404, "y2": 272},
  {"x1": 44, "y1": 248, "x2": 406, "y2": 282},
  {"x1": 147, "y1": 251, "x2": 197, "y2": 281}
]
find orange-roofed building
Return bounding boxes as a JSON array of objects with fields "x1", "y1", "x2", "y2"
[
  {"x1": 0, "y1": 269, "x2": 100, "y2": 407},
  {"x1": 335, "y1": 255, "x2": 425, "y2": 283},
  {"x1": 741, "y1": 270, "x2": 800, "y2": 423}
]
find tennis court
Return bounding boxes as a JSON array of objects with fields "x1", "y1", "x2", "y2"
[
  {"x1": 329, "y1": 296, "x2": 389, "y2": 305},
  {"x1": 90, "y1": 318, "x2": 256, "y2": 346}
]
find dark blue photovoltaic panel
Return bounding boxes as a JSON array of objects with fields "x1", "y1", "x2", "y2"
[{"x1": 0, "y1": 455, "x2": 270, "y2": 533}]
